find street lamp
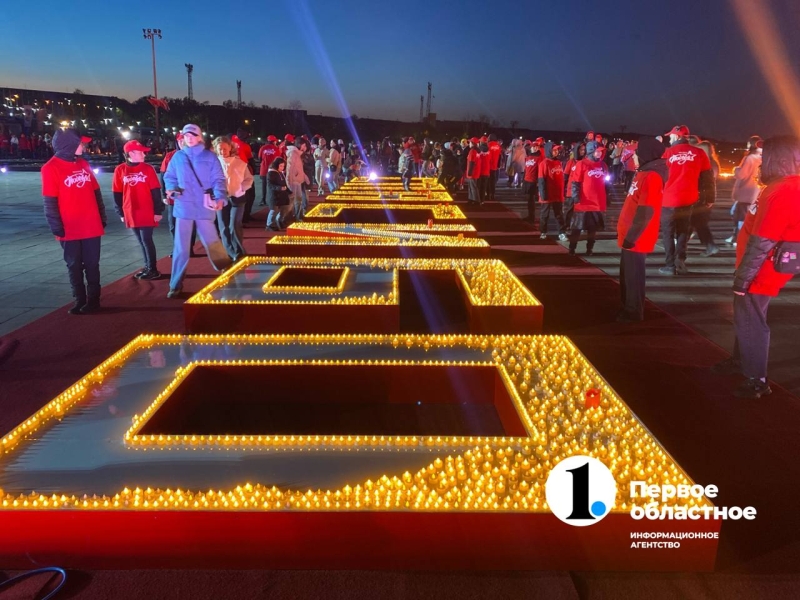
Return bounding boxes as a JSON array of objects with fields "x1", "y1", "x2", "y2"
[{"x1": 142, "y1": 28, "x2": 162, "y2": 131}]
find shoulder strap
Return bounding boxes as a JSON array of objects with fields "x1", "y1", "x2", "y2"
[{"x1": 184, "y1": 152, "x2": 205, "y2": 189}]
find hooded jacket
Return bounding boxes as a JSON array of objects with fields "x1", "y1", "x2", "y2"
[
  {"x1": 732, "y1": 152, "x2": 762, "y2": 204},
  {"x1": 163, "y1": 143, "x2": 228, "y2": 221},
  {"x1": 41, "y1": 128, "x2": 107, "y2": 240},
  {"x1": 285, "y1": 145, "x2": 309, "y2": 186},
  {"x1": 617, "y1": 137, "x2": 667, "y2": 253}
]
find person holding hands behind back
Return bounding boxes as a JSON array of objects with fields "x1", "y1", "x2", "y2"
[{"x1": 112, "y1": 140, "x2": 163, "y2": 280}]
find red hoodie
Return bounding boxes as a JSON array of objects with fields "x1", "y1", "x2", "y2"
[
  {"x1": 661, "y1": 142, "x2": 711, "y2": 207},
  {"x1": 524, "y1": 153, "x2": 544, "y2": 183},
  {"x1": 735, "y1": 176, "x2": 800, "y2": 296},
  {"x1": 617, "y1": 171, "x2": 663, "y2": 252},
  {"x1": 538, "y1": 158, "x2": 564, "y2": 202},
  {"x1": 572, "y1": 158, "x2": 608, "y2": 212},
  {"x1": 259, "y1": 143, "x2": 280, "y2": 176},
  {"x1": 488, "y1": 141, "x2": 502, "y2": 171},
  {"x1": 466, "y1": 148, "x2": 481, "y2": 180}
]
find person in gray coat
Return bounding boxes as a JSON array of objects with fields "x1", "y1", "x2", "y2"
[{"x1": 163, "y1": 124, "x2": 231, "y2": 298}]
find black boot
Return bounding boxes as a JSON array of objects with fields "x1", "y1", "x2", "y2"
[
  {"x1": 80, "y1": 285, "x2": 101, "y2": 314},
  {"x1": 68, "y1": 284, "x2": 86, "y2": 315}
]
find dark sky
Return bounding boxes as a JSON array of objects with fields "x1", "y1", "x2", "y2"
[{"x1": 3, "y1": 0, "x2": 800, "y2": 140}]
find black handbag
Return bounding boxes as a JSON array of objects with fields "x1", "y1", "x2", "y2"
[{"x1": 773, "y1": 241, "x2": 800, "y2": 274}]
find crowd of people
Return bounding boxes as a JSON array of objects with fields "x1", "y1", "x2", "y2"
[{"x1": 39, "y1": 123, "x2": 799, "y2": 400}]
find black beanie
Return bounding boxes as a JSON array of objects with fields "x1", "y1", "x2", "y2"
[{"x1": 635, "y1": 137, "x2": 665, "y2": 166}]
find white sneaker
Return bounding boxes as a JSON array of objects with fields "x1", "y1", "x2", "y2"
[
  {"x1": 725, "y1": 236, "x2": 735, "y2": 244},
  {"x1": 540, "y1": 233, "x2": 547, "y2": 240},
  {"x1": 558, "y1": 233, "x2": 568, "y2": 241}
]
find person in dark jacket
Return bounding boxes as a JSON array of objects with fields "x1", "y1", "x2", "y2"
[
  {"x1": 266, "y1": 157, "x2": 291, "y2": 231},
  {"x1": 437, "y1": 147, "x2": 460, "y2": 193},
  {"x1": 712, "y1": 136, "x2": 800, "y2": 399},
  {"x1": 616, "y1": 137, "x2": 667, "y2": 323},
  {"x1": 41, "y1": 129, "x2": 107, "y2": 314}
]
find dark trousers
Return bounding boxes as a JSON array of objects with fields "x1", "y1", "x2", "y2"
[
  {"x1": 620, "y1": 249, "x2": 646, "y2": 319},
  {"x1": 260, "y1": 175, "x2": 268, "y2": 204},
  {"x1": 132, "y1": 226, "x2": 158, "y2": 271},
  {"x1": 568, "y1": 212, "x2": 600, "y2": 251},
  {"x1": 241, "y1": 186, "x2": 256, "y2": 223},
  {"x1": 733, "y1": 293, "x2": 771, "y2": 380},
  {"x1": 60, "y1": 237, "x2": 101, "y2": 302},
  {"x1": 487, "y1": 170, "x2": 498, "y2": 200},
  {"x1": 563, "y1": 196, "x2": 575, "y2": 231},
  {"x1": 478, "y1": 176, "x2": 488, "y2": 203},
  {"x1": 540, "y1": 202, "x2": 566, "y2": 234},
  {"x1": 523, "y1": 181, "x2": 538, "y2": 221},
  {"x1": 467, "y1": 178, "x2": 480, "y2": 203},
  {"x1": 623, "y1": 170, "x2": 635, "y2": 190},
  {"x1": 690, "y1": 203, "x2": 716, "y2": 247},
  {"x1": 661, "y1": 205, "x2": 692, "y2": 267},
  {"x1": 217, "y1": 198, "x2": 246, "y2": 260},
  {"x1": 401, "y1": 168, "x2": 413, "y2": 191}
]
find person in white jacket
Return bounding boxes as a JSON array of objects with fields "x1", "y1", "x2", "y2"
[
  {"x1": 213, "y1": 136, "x2": 253, "y2": 261},
  {"x1": 286, "y1": 141, "x2": 310, "y2": 221},
  {"x1": 327, "y1": 143, "x2": 342, "y2": 192},
  {"x1": 729, "y1": 136, "x2": 763, "y2": 244},
  {"x1": 313, "y1": 138, "x2": 329, "y2": 195}
]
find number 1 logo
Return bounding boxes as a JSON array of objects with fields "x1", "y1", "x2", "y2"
[{"x1": 545, "y1": 456, "x2": 618, "y2": 526}]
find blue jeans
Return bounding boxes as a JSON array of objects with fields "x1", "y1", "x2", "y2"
[
  {"x1": 131, "y1": 226, "x2": 158, "y2": 270},
  {"x1": 170, "y1": 218, "x2": 229, "y2": 291},
  {"x1": 217, "y1": 198, "x2": 246, "y2": 260}
]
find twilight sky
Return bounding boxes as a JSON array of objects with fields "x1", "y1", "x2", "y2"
[{"x1": 3, "y1": 0, "x2": 800, "y2": 141}]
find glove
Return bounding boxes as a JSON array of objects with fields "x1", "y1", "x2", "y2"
[{"x1": 622, "y1": 239, "x2": 635, "y2": 250}]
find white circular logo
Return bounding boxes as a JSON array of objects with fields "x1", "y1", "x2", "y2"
[{"x1": 545, "y1": 455, "x2": 617, "y2": 526}]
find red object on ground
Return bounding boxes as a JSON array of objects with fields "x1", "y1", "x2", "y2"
[{"x1": 585, "y1": 388, "x2": 601, "y2": 408}]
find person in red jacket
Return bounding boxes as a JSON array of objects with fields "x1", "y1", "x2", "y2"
[
  {"x1": 258, "y1": 135, "x2": 280, "y2": 205},
  {"x1": 41, "y1": 129, "x2": 107, "y2": 314},
  {"x1": 466, "y1": 138, "x2": 482, "y2": 204},
  {"x1": 112, "y1": 140, "x2": 164, "y2": 280},
  {"x1": 487, "y1": 134, "x2": 502, "y2": 201},
  {"x1": 616, "y1": 137, "x2": 667, "y2": 323},
  {"x1": 712, "y1": 136, "x2": 800, "y2": 399},
  {"x1": 537, "y1": 144, "x2": 568, "y2": 240},
  {"x1": 522, "y1": 140, "x2": 545, "y2": 223},
  {"x1": 568, "y1": 141, "x2": 608, "y2": 255},
  {"x1": 478, "y1": 139, "x2": 490, "y2": 203},
  {"x1": 564, "y1": 142, "x2": 586, "y2": 227},
  {"x1": 659, "y1": 125, "x2": 715, "y2": 275}
]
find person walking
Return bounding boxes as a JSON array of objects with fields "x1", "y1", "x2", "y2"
[
  {"x1": 568, "y1": 141, "x2": 608, "y2": 256},
  {"x1": 398, "y1": 138, "x2": 415, "y2": 192},
  {"x1": 41, "y1": 129, "x2": 107, "y2": 314},
  {"x1": 522, "y1": 138, "x2": 545, "y2": 223},
  {"x1": 537, "y1": 143, "x2": 568, "y2": 240},
  {"x1": 163, "y1": 124, "x2": 230, "y2": 298},
  {"x1": 659, "y1": 125, "x2": 715, "y2": 275},
  {"x1": 616, "y1": 137, "x2": 667, "y2": 323},
  {"x1": 213, "y1": 135, "x2": 253, "y2": 262},
  {"x1": 712, "y1": 136, "x2": 800, "y2": 399},
  {"x1": 689, "y1": 138, "x2": 721, "y2": 257},
  {"x1": 286, "y1": 139, "x2": 310, "y2": 221},
  {"x1": 258, "y1": 135, "x2": 280, "y2": 206},
  {"x1": 327, "y1": 141, "x2": 342, "y2": 192},
  {"x1": 266, "y1": 157, "x2": 291, "y2": 231},
  {"x1": 112, "y1": 140, "x2": 163, "y2": 281},
  {"x1": 313, "y1": 137, "x2": 330, "y2": 196},
  {"x1": 730, "y1": 135, "x2": 763, "y2": 244}
]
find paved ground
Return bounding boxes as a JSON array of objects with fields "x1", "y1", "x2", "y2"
[
  {"x1": 1, "y1": 170, "x2": 798, "y2": 395},
  {"x1": 0, "y1": 171, "x2": 173, "y2": 334},
  {"x1": 494, "y1": 177, "x2": 800, "y2": 396}
]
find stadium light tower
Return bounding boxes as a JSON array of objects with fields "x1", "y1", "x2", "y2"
[{"x1": 142, "y1": 28, "x2": 163, "y2": 130}]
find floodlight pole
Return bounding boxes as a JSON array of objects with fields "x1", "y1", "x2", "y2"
[{"x1": 143, "y1": 28, "x2": 163, "y2": 132}]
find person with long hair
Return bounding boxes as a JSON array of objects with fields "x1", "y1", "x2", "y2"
[
  {"x1": 712, "y1": 136, "x2": 800, "y2": 399},
  {"x1": 689, "y1": 138, "x2": 721, "y2": 256},
  {"x1": 213, "y1": 136, "x2": 253, "y2": 261},
  {"x1": 729, "y1": 135, "x2": 763, "y2": 244}
]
